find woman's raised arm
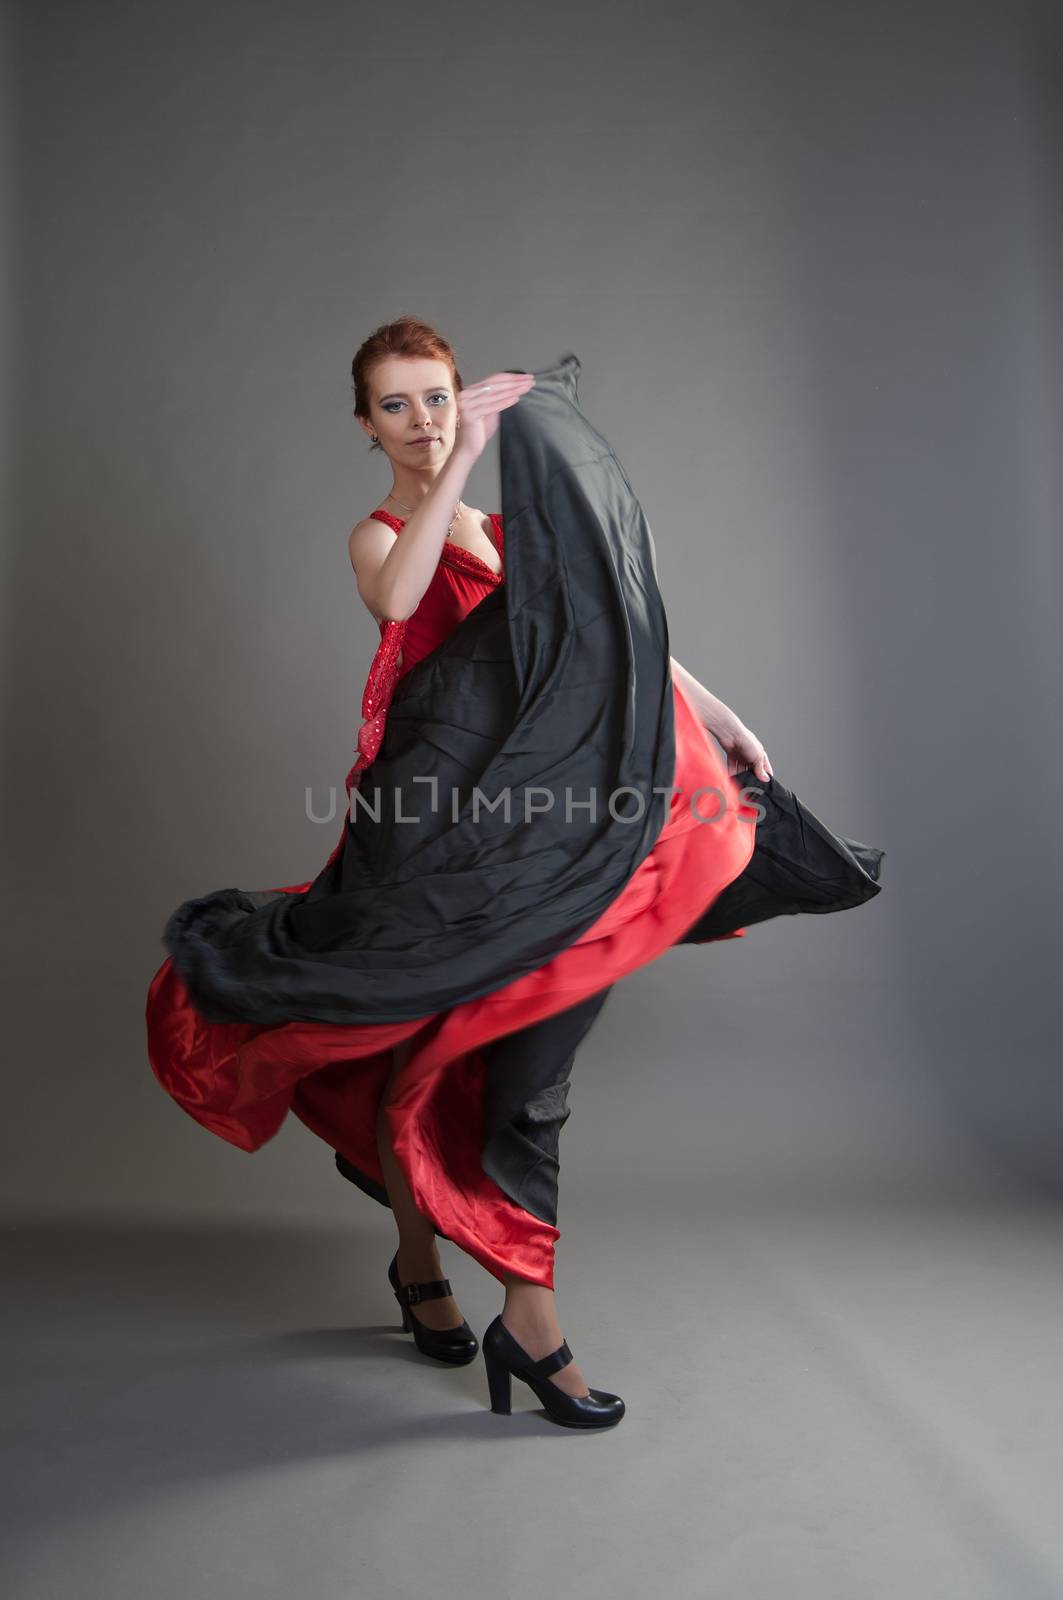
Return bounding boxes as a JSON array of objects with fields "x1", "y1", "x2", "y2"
[{"x1": 349, "y1": 372, "x2": 534, "y2": 623}]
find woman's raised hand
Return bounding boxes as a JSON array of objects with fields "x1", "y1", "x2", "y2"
[{"x1": 454, "y1": 371, "x2": 536, "y2": 461}]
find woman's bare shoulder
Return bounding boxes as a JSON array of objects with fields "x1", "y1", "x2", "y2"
[{"x1": 348, "y1": 513, "x2": 397, "y2": 555}]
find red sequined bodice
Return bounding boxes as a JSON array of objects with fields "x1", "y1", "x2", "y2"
[{"x1": 342, "y1": 507, "x2": 505, "y2": 797}]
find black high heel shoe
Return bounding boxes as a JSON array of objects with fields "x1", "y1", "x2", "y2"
[
  {"x1": 387, "y1": 1251, "x2": 479, "y2": 1365},
  {"x1": 482, "y1": 1314, "x2": 625, "y2": 1428}
]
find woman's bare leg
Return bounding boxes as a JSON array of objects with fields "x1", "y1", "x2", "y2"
[
  {"x1": 376, "y1": 1039, "x2": 467, "y2": 1331},
  {"x1": 501, "y1": 1277, "x2": 590, "y2": 1398}
]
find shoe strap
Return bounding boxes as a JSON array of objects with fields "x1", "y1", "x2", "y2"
[
  {"x1": 395, "y1": 1277, "x2": 453, "y2": 1307},
  {"x1": 523, "y1": 1339, "x2": 573, "y2": 1379}
]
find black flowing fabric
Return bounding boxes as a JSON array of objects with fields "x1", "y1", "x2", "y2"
[
  {"x1": 478, "y1": 984, "x2": 618, "y2": 1224},
  {"x1": 677, "y1": 766, "x2": 885, "y2": 941},
  {"x1": 162, "y1": 353, "x2": 676, "y2": 1026}
]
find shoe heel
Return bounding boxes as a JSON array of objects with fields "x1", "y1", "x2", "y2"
[
  {"x1": 400, "y1": 1306, "x2": 411, "y2": 1332},
  {"x1": 484, "y1": 1348, "x2": 512, "y2": 1414}
]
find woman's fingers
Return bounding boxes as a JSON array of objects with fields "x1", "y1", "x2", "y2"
[
  {"x1": 466, "y1": 380, "x2": 534, "y2": 404},
  {"x1": 452, "y1": 373, "x2": 534, "y2": 456},
  {"x1": 462, "y1": 373, "x2": 535, "y2": 411},
  {"x1": 455, "y1": 374, "x2": 534, "y2": 442},
  {"x1": 473, "y1": 371, "x2": 535, "y2": 391}
]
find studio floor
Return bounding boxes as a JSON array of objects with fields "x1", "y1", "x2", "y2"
[{"x1": 4, "y1": 1182, "x2": 1062, "y2": 1599}]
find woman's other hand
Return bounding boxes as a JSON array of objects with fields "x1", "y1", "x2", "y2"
[
  {"x1": 454, "y1": 371, "x2": 535, "y2": 461},
  {"x1": 713, "y1": 716, "x2": 774, "y2": 784}
]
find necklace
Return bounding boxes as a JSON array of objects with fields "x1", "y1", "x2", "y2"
[{"x1": 385, "y1": 490, "x2": 464, "y2": 535}]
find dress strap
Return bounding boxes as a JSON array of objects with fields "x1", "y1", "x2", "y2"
[{"x1": 368, "y1": 506, "x2": 404, "y2": 530}]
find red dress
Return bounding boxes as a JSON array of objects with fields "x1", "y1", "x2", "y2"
[{"x1": 146, "y1": 508, "x2": 757, "y2": 1288}]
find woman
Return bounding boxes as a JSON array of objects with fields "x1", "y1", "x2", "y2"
[{"x1": 148, "y1": 318, "x2": 883, "y2": 1431}]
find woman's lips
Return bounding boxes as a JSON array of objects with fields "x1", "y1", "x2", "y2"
[{"x1": 409, "y1": 439, "x2": 438, "y2": 447}]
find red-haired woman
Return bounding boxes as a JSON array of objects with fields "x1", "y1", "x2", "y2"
[{"x1": 148, "y1": 319, "x2": 883, "y2": 1430}]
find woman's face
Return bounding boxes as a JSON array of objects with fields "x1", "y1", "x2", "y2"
[{"x1": 363, "y1": 356, "x2": 458, "y2": 467}]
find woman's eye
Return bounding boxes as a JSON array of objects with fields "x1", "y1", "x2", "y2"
[{"x1": 381, "y1": 394, "x2": 449, "y2": 413}]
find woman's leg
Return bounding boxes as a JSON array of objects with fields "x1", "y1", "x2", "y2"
[
  {"x1": 378, "y1": 983, "x2": 612, "y2": 1371},
  {"x1": 375, "y1": 1038, "x2": 467, "y2": 1331},
  {"x1": 481, "y1": 985, "x2": 616, "y2": 1398},
  {"x1": 501, "y1": 1276, "x2": 591, "y2": 1398}
]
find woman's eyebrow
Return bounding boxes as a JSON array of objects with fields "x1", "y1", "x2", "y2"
[{"x1": 377, "y1": 387, "x2": 451, "y2": 402}]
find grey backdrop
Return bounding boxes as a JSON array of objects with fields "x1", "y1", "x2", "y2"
[
  {"x1": 4, "y1": 0, "x2": 1062, "y2": 1222},
  {"x1": 7, "y1": 6, "x2": 1063, "y2": 1598}
]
